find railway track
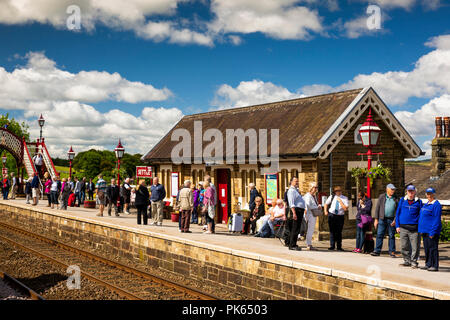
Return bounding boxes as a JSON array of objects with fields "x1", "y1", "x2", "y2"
[
  {"x1": 0, "y1": 270, "x2": 45, "y2": 300},
  {"x1": 0, "y1": 221, "x2": 219, "y2": 300}
]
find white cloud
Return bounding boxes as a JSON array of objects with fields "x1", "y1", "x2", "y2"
[
  {"x1": 25, "y1": 104, "x2": 184, "y2": 158},
  {"x1": 299, "y1": 34, "x2": 450, "y2": 105},
  {"x1": 394, "y1": 94, "x2": 450, "y2": 138},
  {"x1": 0, "y1": 52, "x2": 172, "y2": 111},
  {"x1": 358, "y1": 0, "x2": 416, "y2": 10},
  {"x1": 211, "y1": 79, "x2": 304, "y2": 109},
  {"x1": 0, "y1": 0, "x2": 213, "y2": 46},
  {"x1": 208, "y1": 0, "x2": 323, "y2": 40}
]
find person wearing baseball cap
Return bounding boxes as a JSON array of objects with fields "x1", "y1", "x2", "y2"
[
  {"x1": 418, "y1": 187, "x2": 442, "y2": 272},
  {"x1": 395, "y1": 184, "x2": 423, "y2": 268},
  {"x1": 372, "y1": 183, "x2": 399, "y2": 257}
]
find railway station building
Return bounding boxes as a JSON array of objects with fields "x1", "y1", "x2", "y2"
[{"x1": 142, "y1": 87, "x2": 423, "y2": 239}]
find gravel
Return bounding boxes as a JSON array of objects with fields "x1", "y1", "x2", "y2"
[{"x1": 0, "y1": 278, "x2": 29, "y2": 300}]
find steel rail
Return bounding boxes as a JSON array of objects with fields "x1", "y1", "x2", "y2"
[
  {"x1": 0, "y1": 232, "x2": 143, "y2": 300},
  {"x1": 0, "y1": 270, "x2": 45, "y2": 300},
  {"x1": 0, "y1": 221, "x2": 219, "y2": 300}
]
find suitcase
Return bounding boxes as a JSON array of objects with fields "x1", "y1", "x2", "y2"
[
  {"x1": 68, "y1": 193, "x2": 76, "y2": 207},
  {"x1": 229, "y1": 213, "x2": 243, "y2": 233}
]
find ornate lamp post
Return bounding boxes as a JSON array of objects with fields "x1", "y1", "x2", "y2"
[
  {"x1": 357, "y1": 108, "x2": 383, "y2": 198},
  {"x1": 114, "y1": 139, "x2": 125, "y2": 186},
  {"x1": 38, "y1": 114, "x2": 45, "y2": 143},
  {"x1": 2, "y1": 153, "x2": 7, "y2": 175},
  {"x1": 67, "y1": 146, "x2": 75, "y2": 179}
]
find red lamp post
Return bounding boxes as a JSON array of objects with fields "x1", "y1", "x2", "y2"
[
  {"x1": 114, "y1": 139, "x2": 125, "y2": 186},
  {"x1": 2, "y1": 153, "x2": 7, "y2": 176},
  {"x1": 357, "y1": 108, "x2": 383, "y2": 198},
  {"x1": 67, "y1": 146, "x2": 75, "y2": 179}
]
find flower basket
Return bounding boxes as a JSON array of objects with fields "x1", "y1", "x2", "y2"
[
  {"x1": 171, "y1": 212, "x2": 179, "y2": 222},
  {"x1": 84, "y1": 200, "x2": 96, "y2": 209}
]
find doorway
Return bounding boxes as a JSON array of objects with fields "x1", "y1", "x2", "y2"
[{"x1": 216, "y1": 169, "x2": 231, "y2": 224}]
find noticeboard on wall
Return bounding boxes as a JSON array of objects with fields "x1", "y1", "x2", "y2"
[
  {"x1": 265, "y1": 173, "x2": 278, "y2": 205},
  {"x1": 171, "y1": 172, "x2": 179, "y2": 197}
]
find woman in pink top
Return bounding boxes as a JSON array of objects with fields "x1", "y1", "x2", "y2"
[
  {"x1": 203, "y1": 181, "x2": 216, "y2": 234},
  {"x1": 44, "y1": 172, "x2": 52, "y2": 207}
]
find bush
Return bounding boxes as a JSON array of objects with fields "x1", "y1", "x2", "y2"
[{"x1": 440, "y1": 220, "x2": 450, "y2": 242}]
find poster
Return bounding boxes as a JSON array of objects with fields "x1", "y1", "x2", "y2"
[
  {"x1": 171, "y1": 172, "x2": 179, "y2": 197},
  {"x1": 265, "y1": 173, "x2": 278, "y2": 205},
  {"x1": 136, "y1": 166, "x2": 153, "y2": 178}
]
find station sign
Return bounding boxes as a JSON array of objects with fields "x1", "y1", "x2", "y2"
[{"x1": 136, "y1": 166, "x2": 153, "y2": 178}]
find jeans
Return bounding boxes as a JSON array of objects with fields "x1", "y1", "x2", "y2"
[
  {"x1": 3, "y1": 188, "x2": 9, "y2": 200},
  {"x1": 191, "y1": 206, "x2": 198, "y2": 224},
  {"x1": 375, "y1": 217, "x2": 396, "y2": 253},
  {"x1": 80, "y1": 191, "x2": 85, "y2": 204},
  {"x1": 50, "y1": 191, "x2": 59, "y2": 204},
  {"x1": 400, "y1": 227, "x2": 420, "y2": 265},
  {"x1": 107, "y1": 199, "x2": 119, "y2": 216},
  {"x1": 422, "y1": 233, "x2": 439, "y2": 269},
  {"x1": 328, "y1": 214, "x2": 345, "y2": 249},
  {"x1": 268, "y1": 218, "x2": 284, "y2": 235},
  {"x1": 356, "y1": 224, "x2": 365, "y2": 249},
  {"x1": 75, "y1": 192, "x2": 80, "y2": 206}
]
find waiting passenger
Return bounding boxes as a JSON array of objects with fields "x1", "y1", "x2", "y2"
[
  {"x1": 354, "y1": 191, "x2": 372, "y2": 253},
  {"x1": 242, "y1": 196, "x2": 265, "y2": 235},
  {"x1": 303, "y1": 182, "x2": 322, "y2": 251},
  {"x1": 418, "y1": 188, "x2": 442, "y2": 272}
]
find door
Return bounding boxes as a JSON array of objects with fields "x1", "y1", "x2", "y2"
[{"x1": 216, "y1": 169, "x2": 230, "y2": 224}]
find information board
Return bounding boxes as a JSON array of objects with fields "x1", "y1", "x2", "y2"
[{"x1": 265, "y1": 173, "x2": 278, "y2": 205}]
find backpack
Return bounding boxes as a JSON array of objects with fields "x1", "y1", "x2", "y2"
[{"x1": 63, "y1": 183, "x2": 71, "y2": 193}]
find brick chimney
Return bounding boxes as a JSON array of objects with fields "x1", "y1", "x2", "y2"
[
  {"x1": 444, "y1": 116, "x2": 450, "y2": 138},
  {"x1": 435, "y1": 117, "x2": 442, "y2": 138}
]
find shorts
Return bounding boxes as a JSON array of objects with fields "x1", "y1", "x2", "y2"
[
  {"x1": 97, "y1": 191, "x2": 106, "y2": 205},
  {"x1": 124, "y1": 195, "x2": 130, "y2": 204},
  {"x1": 32, "y1": 188, "x2": 39, "y2": 198}
]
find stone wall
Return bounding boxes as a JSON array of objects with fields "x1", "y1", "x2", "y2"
[
  {"x1": 431, "y1": 138, "x2": 450, "y2": 177},
  {"x1": 0, "y1": 203, "x2": 444, "y2": 300}
]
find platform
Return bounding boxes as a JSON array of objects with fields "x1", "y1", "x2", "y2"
[{"x1": 0, "y1": 199, "x2": 449, "y2": 300}]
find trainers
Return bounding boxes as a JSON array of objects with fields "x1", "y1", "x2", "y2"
[
  {"x1": 399, "y1": 262, "x2": 411, "y2": 267},
  {"x1": 157, "y1": 222, "x2": 163, "y2": 226},
  {"x1": 352, "y1": 248, "x2": 359, "y2": 253},
  {"x1": 289, "y1": 246, "x2": 302, "y2": 251},
  {"x1": 151, "y1": 221, "x2": 157, "y2": 225},
  {"x1": 96, "y1": 213, "x2": 103, "y2": 217},
  {"x1": 420, "y1": 266, "x2": 429, "y2": 270},
  {"x1": 411, "y1": 264, "x2": 419, "y2": 269},
  {"x1": 371, "y1": 251, "x2": 380, "y2": 256},
  {"x1": 389, "y1": 252, "x2": 396, "y2": 258},
  {"x1": 428, "y1": 267, "x2": 438, "y2": 272}
]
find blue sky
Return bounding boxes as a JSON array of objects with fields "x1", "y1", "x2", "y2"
[{"x1": 0, "y1": 0, "x2": 449, "y2": 158}]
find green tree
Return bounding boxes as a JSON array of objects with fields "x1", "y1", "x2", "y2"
[{"x1": 0, "y1": 113, "x2": 31, "y2": 176}]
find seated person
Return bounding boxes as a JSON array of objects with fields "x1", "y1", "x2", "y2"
[
  {"x1": 242, "y1": 196, "x2": 265, "y2": 235},
  {"x1": 268, "y1": 198, "x2": 286, "y2": 235}
]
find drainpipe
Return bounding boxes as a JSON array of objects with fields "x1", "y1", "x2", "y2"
[{"x1": 329, "y1": 152, "x2": 333, "y2": 195}]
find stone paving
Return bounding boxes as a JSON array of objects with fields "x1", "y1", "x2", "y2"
[{"x1": 2, "y1": 199, "x2": 449, "y2": 299}]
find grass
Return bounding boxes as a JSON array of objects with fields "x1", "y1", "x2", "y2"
[
  {"x1": 405, "y1": 160, "x2": 431, "y2": 166},
  {"x1": 54, "y1": 166, "x2": 70, "y2": 179}
]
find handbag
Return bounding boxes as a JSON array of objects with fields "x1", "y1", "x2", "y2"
[{"x1": 311, "y1": 195, "x2": 323, "y2": 217}]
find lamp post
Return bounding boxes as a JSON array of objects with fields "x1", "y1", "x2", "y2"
[
  {"x1": 67, "y1": 146, "x2": 75, "y2": 180},
  {"x1": 357, "y1": 108, "x2": 383, "y2": 198},
  {"x1": 38, "y1": 114, "x2": 45, "y2": 144},
  {"x1": 2, "y1": 153, "x2": 6, "y2": 176},
  {"x1": 114, "y1": 139, "x2": 125, "y2": 187}
]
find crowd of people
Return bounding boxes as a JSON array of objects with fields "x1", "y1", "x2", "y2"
[{"x1": 1, "y1": 168, "x2": 443, "y2": 271}]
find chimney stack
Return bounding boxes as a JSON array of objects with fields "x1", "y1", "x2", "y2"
[
  {"x1": 444, "y1": 117, "x2": 450, "y2": 138},
  {"x1": 435, "y1": 117, "x2": 442, "y2": 138}
]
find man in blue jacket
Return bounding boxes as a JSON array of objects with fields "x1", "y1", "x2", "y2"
[
  {"x1": 418, "y1": 188, "x2": 442, "y2": 272},
  {"x1": 395, "y1": 185, "x2": 423, "y2": 268}
]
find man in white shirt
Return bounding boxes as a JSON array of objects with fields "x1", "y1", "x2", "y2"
[
  {"x1": 324, "y1": 186, "x2": 349, "y2": 251},
  {"x1": 286, "y1": 177, "x2": 305, "y2": 251},
  {"x1": 33, "y1": 153, "x2": 43, "y2": 176}
]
